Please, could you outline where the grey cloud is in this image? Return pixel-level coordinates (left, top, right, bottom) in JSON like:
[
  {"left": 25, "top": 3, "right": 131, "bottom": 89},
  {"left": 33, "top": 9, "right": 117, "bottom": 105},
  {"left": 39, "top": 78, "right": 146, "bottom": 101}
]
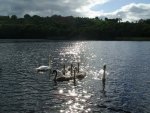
[
  {"left": 0, "top": 0, "right": 149, "bottom": 22},
  {"left": 0, "top": 0, "right": 87, "bottom": 17},
  {"left": 100, "top": 3, "right": 150, "bottom": 21},
  {"left": 129, "top": 6, "right": 148, "bottom": 13}
]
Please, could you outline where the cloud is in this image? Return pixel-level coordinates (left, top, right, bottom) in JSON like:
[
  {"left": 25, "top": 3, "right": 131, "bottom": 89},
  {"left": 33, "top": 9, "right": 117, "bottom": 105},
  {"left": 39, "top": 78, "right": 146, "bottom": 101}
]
[
  {"left": 0, "top": 1, "right": 149, "bottom": 21},
  {"left": 0, "top": 0, "right": 109, "bottom": 17},
  {"left": 99, "top": 3, "right": 150, "bottom": 21}
]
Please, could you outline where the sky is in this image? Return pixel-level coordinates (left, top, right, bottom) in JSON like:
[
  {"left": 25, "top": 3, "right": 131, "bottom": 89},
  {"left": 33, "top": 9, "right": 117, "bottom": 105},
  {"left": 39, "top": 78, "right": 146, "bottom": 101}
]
[{"left": 0, "top": 0, "right": 150, "bottom": 21}]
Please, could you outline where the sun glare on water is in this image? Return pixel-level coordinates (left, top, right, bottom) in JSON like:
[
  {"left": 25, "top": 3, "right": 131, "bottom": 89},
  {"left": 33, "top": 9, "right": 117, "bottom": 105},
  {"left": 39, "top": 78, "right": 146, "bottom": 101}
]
[{"left": 58, "top": 87, "right": 92, "bottom": 113}]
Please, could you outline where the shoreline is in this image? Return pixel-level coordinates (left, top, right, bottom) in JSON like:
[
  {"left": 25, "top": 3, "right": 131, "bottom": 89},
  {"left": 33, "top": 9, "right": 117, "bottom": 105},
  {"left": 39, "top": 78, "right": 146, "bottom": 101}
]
[{"left": 0, "top": 37, "right": 150, "bottom": 43}]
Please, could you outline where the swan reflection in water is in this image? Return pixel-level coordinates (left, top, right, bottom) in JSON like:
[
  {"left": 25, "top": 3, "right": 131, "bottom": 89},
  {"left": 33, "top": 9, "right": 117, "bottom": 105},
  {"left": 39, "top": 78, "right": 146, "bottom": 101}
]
[{"left": 101, "top": 79, "right": 106, "bottom": 97}]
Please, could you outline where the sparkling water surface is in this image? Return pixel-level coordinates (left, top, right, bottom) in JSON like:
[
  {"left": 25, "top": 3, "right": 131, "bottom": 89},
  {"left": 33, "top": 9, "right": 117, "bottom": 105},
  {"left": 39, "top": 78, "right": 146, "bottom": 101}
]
[{"left": 0, "top": 41, "right": 150, "bottom": 113}]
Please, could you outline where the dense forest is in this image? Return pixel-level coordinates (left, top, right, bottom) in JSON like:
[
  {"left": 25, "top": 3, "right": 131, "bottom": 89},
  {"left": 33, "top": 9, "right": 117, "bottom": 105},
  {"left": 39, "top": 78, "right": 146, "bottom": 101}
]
[{"left": 0, "top": 14, "right": 150, "bottom": 40}]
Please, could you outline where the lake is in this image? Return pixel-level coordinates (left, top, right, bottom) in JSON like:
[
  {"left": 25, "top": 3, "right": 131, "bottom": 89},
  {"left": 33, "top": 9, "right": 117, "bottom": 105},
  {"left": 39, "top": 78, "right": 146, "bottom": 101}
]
[{"left": 0, "top": 41, "right": 150, "bottom": 113}]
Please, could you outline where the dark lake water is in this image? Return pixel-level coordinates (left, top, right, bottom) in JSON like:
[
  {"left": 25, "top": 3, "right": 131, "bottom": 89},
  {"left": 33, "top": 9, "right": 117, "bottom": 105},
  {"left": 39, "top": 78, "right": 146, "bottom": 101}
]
[{"left": 0, "top": 41, "right": 150, "bottom": 113}]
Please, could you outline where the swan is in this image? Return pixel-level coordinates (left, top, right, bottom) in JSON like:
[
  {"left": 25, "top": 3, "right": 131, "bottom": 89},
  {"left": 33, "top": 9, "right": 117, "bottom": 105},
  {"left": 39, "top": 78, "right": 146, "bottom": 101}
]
[
  {"left": 102, "top": 65, "right": 106, "bottom": 83},
  {"left": 61, "top": 64, "right": 73, "bottom": 76},
  {"left": 74, "top": 63, "right": 86, "bottom": 80},
  {"left": 62, "top": 64, "right": 67, "bottom": 75},
  {"left": 76, "top": 71, "right": 86, "bottom": 80},
  {"left": 36, "top": 55, "right": 51, "bottom": 72},
  {"left": 53, "top": 70, "right": 74, "bottom": 83},
  {"left": 74, "top": 62, "right": 80, "bottom": 73}
]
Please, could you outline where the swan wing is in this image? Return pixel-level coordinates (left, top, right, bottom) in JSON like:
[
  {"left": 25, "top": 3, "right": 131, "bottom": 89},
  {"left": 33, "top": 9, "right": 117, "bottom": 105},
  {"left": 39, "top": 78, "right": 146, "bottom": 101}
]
[{"left": 36, "top": 66, "right": 50, "bottom": 70}]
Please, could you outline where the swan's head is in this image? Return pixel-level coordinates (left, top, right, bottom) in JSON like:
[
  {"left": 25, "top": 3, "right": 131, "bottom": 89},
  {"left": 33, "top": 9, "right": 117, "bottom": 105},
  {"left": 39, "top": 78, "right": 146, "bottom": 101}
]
[
  {"left": 49, "top": 55, "right": 51, "bottom": 59},
  {"left": 52, "top": 70, "right": 57, "bottom": 83},
  {"left": 74, "top": 67, "right": 78, "bottom": 71},
  {"left": 103, "top": 65, "right": 106, "bottom": 70},
  {"left": 52, "top": 70, "right": 57, "bottom": 75}
]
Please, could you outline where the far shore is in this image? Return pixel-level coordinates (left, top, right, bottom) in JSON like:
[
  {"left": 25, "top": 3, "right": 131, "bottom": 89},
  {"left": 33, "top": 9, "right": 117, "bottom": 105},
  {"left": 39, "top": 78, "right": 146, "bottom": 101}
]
[{"left": 0, "top": 37, "right": 150, "bottom": 43}]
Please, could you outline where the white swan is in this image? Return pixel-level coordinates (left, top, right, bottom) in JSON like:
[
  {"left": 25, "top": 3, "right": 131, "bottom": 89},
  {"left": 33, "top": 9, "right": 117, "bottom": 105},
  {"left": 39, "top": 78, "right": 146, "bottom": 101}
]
[
  {"left": 76, "top": 71, "right": 86, "bottom": 80},
  {"left": 36, "top": 55, "right": 51, "bottom": 72},
  {"left": 61, "top": 64, "right": 73, "bottom": 76},
  {"left": 74, "top": 63, "right": 86, "bottom": 80},
  {"left": 53, "top": 70, "right": 74, "bottom": 82},
  {"left": 102, "top": 65, "right": 106, "bottom": 83}
]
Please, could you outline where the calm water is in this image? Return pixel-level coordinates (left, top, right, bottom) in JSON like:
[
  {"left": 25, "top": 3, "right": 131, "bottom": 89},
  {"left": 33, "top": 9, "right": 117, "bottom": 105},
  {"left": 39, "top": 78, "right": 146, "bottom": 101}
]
[{"left": 0, "top": 41, "right": 150, "bottom": 113}]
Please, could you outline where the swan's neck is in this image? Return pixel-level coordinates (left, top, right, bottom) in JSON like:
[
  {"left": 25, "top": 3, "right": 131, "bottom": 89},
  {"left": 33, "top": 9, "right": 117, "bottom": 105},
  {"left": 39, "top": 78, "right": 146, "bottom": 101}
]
[
  {"left": 102, "top": 65, "right": 106, "bottom": 82},
  {"left": 63, "top": 64, "right": 65, "bottom": 75},
  {"left": 53, "top": 70, "right": 57, "bottom": 82},
  {"left": 73, "top": 70, "right": 76, "bottom": 85},
  {"left": 77, "top": 63, "right": 79, "bottom": 73},
  {"left": 71, "top": 64, "right": 73, "bottom": 76},
  {"left": 49, "top": 56, "right": 51, "bottom": 68},
  {"left": 103, "top": 65, "right": 106, "bottom": 77}
]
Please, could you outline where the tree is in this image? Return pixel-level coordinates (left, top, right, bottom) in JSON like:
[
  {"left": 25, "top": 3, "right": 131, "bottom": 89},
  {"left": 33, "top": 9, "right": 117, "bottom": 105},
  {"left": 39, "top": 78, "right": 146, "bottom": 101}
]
[
  {"left": 11, "top": 15, "right": 17, "bottom": 20},
  {"left": 24, "top": 14, "right": 31, "bottom": 19}
]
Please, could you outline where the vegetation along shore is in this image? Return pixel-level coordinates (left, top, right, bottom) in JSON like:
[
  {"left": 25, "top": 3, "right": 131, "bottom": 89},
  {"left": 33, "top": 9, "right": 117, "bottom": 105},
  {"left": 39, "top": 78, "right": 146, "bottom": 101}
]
[{"left": 0, "top": 14, "right": 150, "bottom": 40}]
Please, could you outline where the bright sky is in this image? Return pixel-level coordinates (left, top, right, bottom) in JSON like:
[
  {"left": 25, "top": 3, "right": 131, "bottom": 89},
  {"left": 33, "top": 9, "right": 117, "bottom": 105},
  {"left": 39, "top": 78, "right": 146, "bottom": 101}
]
[
  {"left": 0, "top": 0, "right": 150, "bottom": 21},
  {"left": 92, "top": 0, "right": 150, "bottom": 12}
]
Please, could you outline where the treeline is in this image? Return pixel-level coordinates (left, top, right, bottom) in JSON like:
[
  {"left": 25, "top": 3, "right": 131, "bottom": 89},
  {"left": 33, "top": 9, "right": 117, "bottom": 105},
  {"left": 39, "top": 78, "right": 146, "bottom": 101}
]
[{"left": 0, "top": 14, "right": 150, "bottom": 40}]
